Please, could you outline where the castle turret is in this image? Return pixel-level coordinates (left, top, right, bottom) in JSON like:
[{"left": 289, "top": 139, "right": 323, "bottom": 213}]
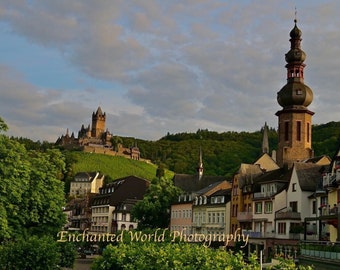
[{"left": 91, "top": 106, "right": 106, "bottom": 138}]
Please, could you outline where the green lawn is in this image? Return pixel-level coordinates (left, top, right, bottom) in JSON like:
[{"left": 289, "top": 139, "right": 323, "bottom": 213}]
[{"left": 71, "top": 151, "right": 174, "bottom": 182}]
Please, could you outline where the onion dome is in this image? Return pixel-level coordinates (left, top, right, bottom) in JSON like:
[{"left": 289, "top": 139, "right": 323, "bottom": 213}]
[
  {"left": 277, "top": 82, "right": 313, "bottom": 107},
  {"left": 277, "top": 20, "right": 313, "bottom": 109}
]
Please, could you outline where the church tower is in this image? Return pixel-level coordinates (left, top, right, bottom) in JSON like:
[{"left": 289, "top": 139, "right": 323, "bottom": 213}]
[
  {"left": 262, "top": 122, "right": 269, "bottom": 154},
  {"left": 276, "top": 19, "right": 314, "bottom": 168},
  {"left": 91, "top": 107, "right": 106, "bottom": 138},
  {"left": 197, "top": 146, "right": 203, "bottom": 181}
]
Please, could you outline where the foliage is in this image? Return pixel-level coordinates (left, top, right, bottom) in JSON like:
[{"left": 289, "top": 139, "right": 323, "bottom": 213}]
[
  {"left": 91, "top": 242, "right": 314, "bottom": 270},
  {"left": 70, "top": 151, "right": 174, "bottom": 183},
  {"left": 11, "top": 136, "right": 53, "bottom": 151},
  {"left": 0, "top": 236, "right": 60, "bottom": 270},
  {"left": 0, "top": 117, "right": 8, "bottom": 132},
  {"left": 132, "top": 177, "right": 181, "bottom": 229},
  {"left": 110, "top": 135, "right": 123, "bottom": 151},
  {"left": 134, "top": 128, "right": 277, "bottom": 178},
  {"left": 156, "top": 163, "right": 165, "bottom": 179},
  {"left": 58, "top": 241, "right": 77, "bottom": 268},
  {"left": 132, "top": 123, "right": 339, "bottom": 178},
  {"left": 268, "top": 256, "right": 314, "bottom": 270},
  {"left": 91, "top": 242, "right": 260, "bottom": 270},
  {"left": 0, "top": 134, "right": 66, "bottom": 241}
]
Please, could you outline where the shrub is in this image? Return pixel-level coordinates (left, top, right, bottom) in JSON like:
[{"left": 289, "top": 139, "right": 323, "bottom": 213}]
[
  {"left": 0, "top": 236, "right": 60, "bottom": 270},
  {"left": 91, "top": 242, "right": 259, "bottom": 270}
]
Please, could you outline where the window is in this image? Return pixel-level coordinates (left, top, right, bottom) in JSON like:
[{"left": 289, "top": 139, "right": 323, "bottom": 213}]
[
  {"left": 255, "top": 202, "right": 262, "bottom": 214},
  {"left": 233, "top": 185, "right": 238, "bottom": 196},
  {"left": 307, "top": 123, "right": 310, "bottom": 143},
  {"left": 265, "top": 201, "right": 272, "bottom": 214},
  {"left": 312, "top": 200, "right": 316, "bottom": 214},
  {"left": 290, "top": 201, "right": 298, "bottom": 212},
  {"left": 278, "top": 222, "right": 286, "bottom": 234},
  {"left": 296, "top": 121, "right": 301, "bottom": 141},
  {"left": 284, "top": 121, "right": 289, "bottom": 141},
  {"left": 292, "top": 183, "right": 296, "bottom": 192}
]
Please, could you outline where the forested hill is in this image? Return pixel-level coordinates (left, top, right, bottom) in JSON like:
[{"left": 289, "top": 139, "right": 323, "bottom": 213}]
[
  {"left": 13, "top": 121, "right": 340, "bottom": 180},
  {"left": 121, "top": 121, "right": 340, "bottom": 179}
]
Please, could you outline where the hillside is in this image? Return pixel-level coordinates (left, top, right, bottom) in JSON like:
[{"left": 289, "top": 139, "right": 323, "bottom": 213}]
[
  {"left": 66, "top": 151, "right": 174, "bottom": 183},
  {"left": 14, "top": 121, "right": 340, "bottom": 181},
  {"left": 120, "top": 122, "right": 340, "bottom": 179}
]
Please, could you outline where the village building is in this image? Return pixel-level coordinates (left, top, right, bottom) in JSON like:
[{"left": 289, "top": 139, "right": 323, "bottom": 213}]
[
  {"left": 69, "top": 171, "right": 105, "bottom": 197},
  {"left": 228, "top": 19, "right": 338, "bottom": 263},
  {"left": 192, "top": 185, "right": 232, "bottom": 239},
  {"left": 170, "top": 148, "right": 231, "bottom": 237},
  {"left": 90, "top": 175, "right": 150, "bottom": 233}
]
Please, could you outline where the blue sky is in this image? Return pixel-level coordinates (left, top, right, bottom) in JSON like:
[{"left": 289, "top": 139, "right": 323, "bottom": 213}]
[{"left": 0, "top": 0, "right": 339, "bottom": 142}]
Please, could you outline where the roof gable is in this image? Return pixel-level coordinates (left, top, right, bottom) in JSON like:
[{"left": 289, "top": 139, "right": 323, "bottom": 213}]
[
  {"left": 294, "top": 162, "right": 324, "bottom": 191},
  {"left": 173, "top": 174, "right": 227, "bottom": 193}
]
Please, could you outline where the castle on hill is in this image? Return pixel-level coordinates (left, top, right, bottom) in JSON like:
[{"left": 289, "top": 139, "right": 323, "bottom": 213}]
[{"left": 56, "top": 107, "right": 140, "bottom": 160}]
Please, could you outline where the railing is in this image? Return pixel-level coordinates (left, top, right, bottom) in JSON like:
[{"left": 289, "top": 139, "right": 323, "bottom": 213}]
[
  {"left": 253, "top": 191, "right": 276, "bottom": 199},
  {"left": 320, "top": 205, "right": 340, "bottom": 216},
  {"left": 300, "top": 241, "right": 340, "bottom": 260},
  {"left": 275, "top": 211, "right": 301, "bottom": 220},
  {"left": 243, "top": 231, "right": 275, "bottom": 238},
  {"left": 237, "top": 212, "right": 253, "bottom": 222}
]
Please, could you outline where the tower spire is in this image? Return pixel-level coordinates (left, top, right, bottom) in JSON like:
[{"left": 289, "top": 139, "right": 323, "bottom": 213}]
[
  {"left": 197, "top": 146, "right": 203, "bottom": 181},
  {"left": 276, "top": 19, "right": 314, "bottom": 168},
  {"left": 262, "top": 122, "right": 269, "bottom": 154}
]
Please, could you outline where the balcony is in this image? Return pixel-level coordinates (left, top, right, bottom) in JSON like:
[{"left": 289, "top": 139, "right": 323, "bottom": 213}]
[
  {"left": 275, "top": 211, "right": 301, "bottom": 220},
  {"left": 323, "top": 173, "right": 337, "bottom": 189},
  {"left": 253, "top": 191, "right": 276, "bottom": 199},
  {"left": 237, "top": 212, "right": 253, "bottom": 222},
  {"left": 243, "top": 231, "right": 275, "bottom": 238}
]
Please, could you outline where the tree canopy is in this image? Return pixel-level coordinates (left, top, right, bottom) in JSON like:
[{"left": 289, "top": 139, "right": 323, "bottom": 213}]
[
  {"left": 132, "top": 177, "right": 181, "bottom": 229},
  {"left": 0, "top": 120, "right": 66, "bottom": 241}
]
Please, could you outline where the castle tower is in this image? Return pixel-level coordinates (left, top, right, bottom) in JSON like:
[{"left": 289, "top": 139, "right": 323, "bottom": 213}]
[
  {"left": 91, "top": 107, "right": 106, "bottom": 138},
  {"left": 276, "top": 19, "right": 314, "bottom": 168}
]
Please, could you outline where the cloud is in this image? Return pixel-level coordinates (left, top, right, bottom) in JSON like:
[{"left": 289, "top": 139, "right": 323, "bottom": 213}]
[{"left": 0, "top": 0, "right": 339, "bottom": 142}]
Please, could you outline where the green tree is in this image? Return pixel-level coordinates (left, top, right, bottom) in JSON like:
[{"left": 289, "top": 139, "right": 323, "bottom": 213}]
[
  {"left": 132, "top": 177, "right": 181, "bottom": 229},
  {"left": 0, "top": 116, "right": 8, "bottom": 132},
  {"left": 0, "top": 236, "right": 60, "bottom": 270},
  {"left": 22, "top": 149, "right": 66, "bottom": 236},
  {"left": 0, "top": 120, "right": 66, "bottom": 241},
  {"left": 111, "top": 135, "right": 123, "bottom": 151},
  {"left": 156, "top": 163, "right": 165, "bottom": 179},
  {"left": 0, "top": 135, "right": 30, "bottom": 240}
]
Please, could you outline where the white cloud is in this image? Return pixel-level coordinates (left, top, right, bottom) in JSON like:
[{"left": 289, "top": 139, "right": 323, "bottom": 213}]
[{"left": 0, "top": 0, "right": 339, "bottom": 142}]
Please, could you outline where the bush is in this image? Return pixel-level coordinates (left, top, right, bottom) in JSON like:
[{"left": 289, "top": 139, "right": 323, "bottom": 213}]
[
  {"left": 0, "top": 236, "right": 60, "bottom": 270},
  {"left": 0, "top": 236, "right": 77, "bottom": 270},
  {"left": 58, "top": 241, "right": 77, "bottom": 268},
  {"left": 91, "top": 242, "right": 259, "bottom": 270}
]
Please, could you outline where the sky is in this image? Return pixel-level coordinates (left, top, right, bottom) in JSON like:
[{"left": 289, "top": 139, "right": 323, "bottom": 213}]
[{"left": 0, "top": 0, "right": 339, "bottom": 142}]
